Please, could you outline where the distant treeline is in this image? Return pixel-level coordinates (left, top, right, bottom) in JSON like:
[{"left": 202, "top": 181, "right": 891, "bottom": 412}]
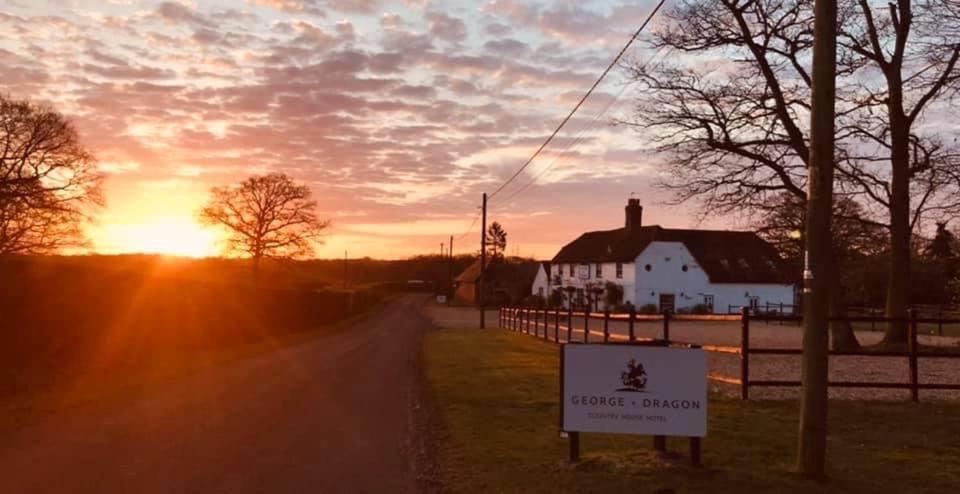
[{"left": 6, "top": 253, "right": 482, "bottom": 290}]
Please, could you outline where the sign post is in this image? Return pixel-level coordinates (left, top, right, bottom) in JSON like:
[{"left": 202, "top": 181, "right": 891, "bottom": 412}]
[{"left": 560, "top": 342, "right": 707, "bottom": 465}]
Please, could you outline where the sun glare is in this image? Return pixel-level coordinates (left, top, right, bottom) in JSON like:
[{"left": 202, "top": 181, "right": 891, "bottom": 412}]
[{"left": 105, "top": 220, "right": 220, "bottom": 258}]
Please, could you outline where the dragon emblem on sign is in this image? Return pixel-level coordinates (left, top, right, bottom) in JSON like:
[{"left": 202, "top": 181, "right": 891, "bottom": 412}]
[{"left": 618, "top": 358, "right": 648, "bottom": 392}]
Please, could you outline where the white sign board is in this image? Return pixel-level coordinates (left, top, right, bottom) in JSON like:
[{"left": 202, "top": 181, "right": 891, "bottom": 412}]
[
  {"left": 577, "top": 264, "right": 590, "bottom": 280},
  {"left": 562, "top": 344, "right": 707, "bottom": 437}
]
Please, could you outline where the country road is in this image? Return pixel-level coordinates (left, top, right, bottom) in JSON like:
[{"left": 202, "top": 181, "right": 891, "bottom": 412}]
[{"left": 0, "top": 296, "right": 434, "bottom": 494}]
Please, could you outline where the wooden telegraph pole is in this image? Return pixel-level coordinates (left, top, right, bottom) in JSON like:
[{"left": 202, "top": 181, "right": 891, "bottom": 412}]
[
  {"left": 448, "top": 235, "right": 454, "bottom": 297},
  {"left": 798, "top": 0, "right": 837, "bottom": 479},
  {"left": 480, "top": 193, "right": 488, "bottom": 329}
]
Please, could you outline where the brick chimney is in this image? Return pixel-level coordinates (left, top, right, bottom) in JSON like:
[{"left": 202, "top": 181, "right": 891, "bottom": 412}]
[{"left": 625, "top": 198, "right": 643, "bottom": 230}]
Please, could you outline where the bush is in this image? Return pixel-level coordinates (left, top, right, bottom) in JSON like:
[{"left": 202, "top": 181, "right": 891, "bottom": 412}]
[
  {"left": 690, "top": 303, "right": 712, "bottom": 314},
  {"left": 548, "top": 289, "right": 565, "bottom": 308},
  {"left": 638, "top": 303, "right": 659, "bottom": 314},
  {"left": 612, "top": 302, "right": 635, "bottom": 313},
  {"left": 603, "top": 282, "right": 624, "bottom": 307}
]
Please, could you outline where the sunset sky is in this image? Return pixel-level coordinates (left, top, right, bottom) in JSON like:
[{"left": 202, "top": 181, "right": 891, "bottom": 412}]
[{"left": 0, "top": 0, "right": 717, "bottom": 259}]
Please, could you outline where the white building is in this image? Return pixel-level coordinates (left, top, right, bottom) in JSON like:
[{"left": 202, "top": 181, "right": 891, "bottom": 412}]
[{"left": 532, "top": 199, "right": 796, "bottom": 314}]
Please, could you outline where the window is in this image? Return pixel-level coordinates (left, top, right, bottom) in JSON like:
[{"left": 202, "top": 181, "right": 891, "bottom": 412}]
[
  {"left": 615, "top": 262, "right": 623, "bottom": 278},
  {"left": 569, "top": 264, "right": 574, "bottom": 276},
  {"left": 703, "top": 295, "right": 714, "bottom": 312},
  {"left": 682, "top": 264, "right": 689, "bottom": 272},
  {"left": 595, "top": 263, "right": 603, "bottom": 278},
  {"left": 538, "top": 287, "right": 544, "bottom": 297},
  {"left": 644, "top": 264, "right": 652, "bottom": 272}
]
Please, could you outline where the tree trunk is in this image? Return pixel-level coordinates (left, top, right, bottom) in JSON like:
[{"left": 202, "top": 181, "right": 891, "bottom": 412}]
[
  {"left": 829, "top": 279, "right": 860, "bottom": 351},
  {"left": 252, "top": 255, "right": 262, "bottom": 285},
  {"left": 883, "top": 114, "right": 912, "bottom": 344}
]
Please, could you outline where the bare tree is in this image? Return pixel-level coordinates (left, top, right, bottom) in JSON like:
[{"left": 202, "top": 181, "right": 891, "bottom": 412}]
[
  {"left": 199, "top": 173, "right": 328, "bottom": 268},
  {"left": 625, "top": 0, "right": 960, "bottom": 344},
  {"left": 836, "top": 0, "right": 960, "bottom": 342},
  {"left": 0, "top": 95, "right": 103, "bottom": 254}
]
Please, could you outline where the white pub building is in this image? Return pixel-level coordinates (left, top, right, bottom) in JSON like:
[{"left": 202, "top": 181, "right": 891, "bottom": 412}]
[{"left": 532, "top": 199, "right": 796, "bottom": 314}]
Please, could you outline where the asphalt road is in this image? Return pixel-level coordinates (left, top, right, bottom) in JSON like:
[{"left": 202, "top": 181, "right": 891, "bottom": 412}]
[{"left": 0, "top": 296, "right": 432, "bottom": 494}]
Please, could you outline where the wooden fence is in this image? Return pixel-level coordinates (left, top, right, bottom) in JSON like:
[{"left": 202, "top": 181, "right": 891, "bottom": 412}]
[{"left": 498, "top": 306, "right": 960, "bottom": 401}]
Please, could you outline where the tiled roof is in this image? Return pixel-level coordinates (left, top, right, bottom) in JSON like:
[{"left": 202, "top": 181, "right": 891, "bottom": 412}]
[
  {"left": 551, "top": 225, "right": 791, "bottom": 284},
  {"left": 455, "top": 259, "right": 541, "bottom": 284}
]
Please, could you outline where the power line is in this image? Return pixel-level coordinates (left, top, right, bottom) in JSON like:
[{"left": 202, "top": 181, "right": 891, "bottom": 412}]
[
  {"left": 493, "top": 46, "right": 675, "bottom": 207},
  {"left": 495, "top": 82, "right": 633, "bottom": 205},
  {"left": 486, "top": 0, "right": 667, "bottom": 201},
  {"left": 455, "top": 210, "right": 481, "bottom": 240}
]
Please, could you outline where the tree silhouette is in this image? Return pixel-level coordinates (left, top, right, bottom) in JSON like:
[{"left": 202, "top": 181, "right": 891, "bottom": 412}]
[
  {"left": 924, "top": 223, "right": 957, "bottom": 261},
  {"left": 486, "top": 221, "right": 507, "bottom": 260},
  {"left": 0, "top": 95, "right": 103, "bottom": 254},
  {"left": 199, "top": 173, "right": 328, "bottom": 269}
]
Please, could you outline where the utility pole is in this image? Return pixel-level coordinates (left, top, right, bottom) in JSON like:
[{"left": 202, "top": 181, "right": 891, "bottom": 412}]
[
  {"left": 441, "top": 242, "right": 444, "bottom": 258},
  {"left": 480, "top": 193, "right": 487, "bottom": 329},
  {"left": 797, "top": 0, "right": 837, "bottom": 479},
  {"left": 448, "top": 235, "right": 454, "bottom": 298},
  {"left": 343, "top": 250, "right": 348, "bottom": 289}
]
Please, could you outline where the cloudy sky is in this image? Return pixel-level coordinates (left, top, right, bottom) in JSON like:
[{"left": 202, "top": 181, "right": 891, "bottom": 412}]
[{"left": 0, "top": 0, "right": 712, "bottom": 259}]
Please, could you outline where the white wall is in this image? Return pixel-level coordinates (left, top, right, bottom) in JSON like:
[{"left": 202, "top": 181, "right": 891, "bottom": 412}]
[
  {"left": 531, "top": 265, "right": 550, "bottom": 300},
  {"left": 631, "top": 241, "right": 795, "bottom": 313}
]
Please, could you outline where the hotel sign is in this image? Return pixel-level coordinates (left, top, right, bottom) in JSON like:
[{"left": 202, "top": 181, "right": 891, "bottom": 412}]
[{"left": 561, "top": 344, "right": 707, "bottom": 437}]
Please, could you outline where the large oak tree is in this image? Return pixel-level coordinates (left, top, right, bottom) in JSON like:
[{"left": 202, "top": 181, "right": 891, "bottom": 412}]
[{"left": 199, "top": 173, "right": 328, "bottom": 268}]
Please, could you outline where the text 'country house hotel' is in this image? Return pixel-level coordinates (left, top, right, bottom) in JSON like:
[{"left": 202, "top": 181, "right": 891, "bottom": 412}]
[{"left": 531, "top": 199, "right": 797, "bottom": 314}]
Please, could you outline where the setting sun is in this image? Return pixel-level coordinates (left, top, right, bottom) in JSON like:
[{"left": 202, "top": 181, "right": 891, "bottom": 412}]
[{"left": 94, "top": 220, "right": 220, "bottom": 258}]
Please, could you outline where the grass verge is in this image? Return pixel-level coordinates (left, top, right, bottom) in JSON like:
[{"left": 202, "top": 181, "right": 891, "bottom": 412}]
[{"left": 423, "top": 329, "right": 960, "bottom": 493}]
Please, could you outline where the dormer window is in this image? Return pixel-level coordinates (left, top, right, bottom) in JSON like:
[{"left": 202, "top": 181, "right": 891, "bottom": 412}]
[
  {"left": 596, "top": 263, "right": 603, "bottom": 278},
  {"left": 615, "top": 262, "right": 623, "bottom": 278}
]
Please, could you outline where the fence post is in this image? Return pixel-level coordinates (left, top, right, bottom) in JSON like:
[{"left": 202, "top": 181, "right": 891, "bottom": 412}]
[
  {"left": 542, "top": 309, "right": 549, "bottom": 341},
  {"left": 629, "top": 306, "right": 636, "bottom": 341},
  {"left": 909, "top": 308, "right": 919, "bottom": 402},
  {"left": 526, "top": 308, "right": 532, "bottom": 334},
  {"left": 779, "top": 302, "right": 784, "bottom": 326},
  {"left": 567, "top": 307, "right": 573, "bottom": 342},
  {"left": 603, "top": 310, "right": 610, "bottom": 343},
  {"left": 555, "top": 308, "right": 561, "bottom": 342},
  {"left": 534, "top": 308, "right": 539, "bottom": 337},
  {"left": 662, "top": 309, "right": 671, "bottom": 341},
  {"left": 938, "top": 306, "right": 944, "bottom": 336},
  {"left": 583, "top": 310, "right": 589, "bottom": 343},
  {"left": 740, "top": 307, "right": 750, "bottom": 400}
]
